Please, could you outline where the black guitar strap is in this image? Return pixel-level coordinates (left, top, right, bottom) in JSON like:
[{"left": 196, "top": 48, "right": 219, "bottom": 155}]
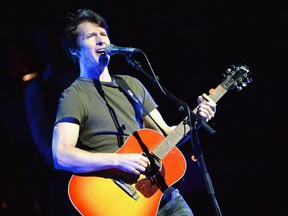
[{"left": 113, "top": 75, "right": 167, "bottom": 137}]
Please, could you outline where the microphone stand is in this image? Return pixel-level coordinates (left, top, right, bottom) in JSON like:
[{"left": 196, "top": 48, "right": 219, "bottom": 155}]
[{"left": 125, "top": 55, "right": 222, "bottom": 216}]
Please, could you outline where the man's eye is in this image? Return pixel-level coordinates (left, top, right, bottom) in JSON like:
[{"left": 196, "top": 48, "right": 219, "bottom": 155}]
[{"left": 87, "top": 33, "right": 97, "bottom": 39}]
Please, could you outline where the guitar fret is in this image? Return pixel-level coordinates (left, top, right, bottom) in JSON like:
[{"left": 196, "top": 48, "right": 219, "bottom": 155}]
[
  {"left": 153, "top": 122, "right": 190, "bottom": 159},
  {"left": 210, "top": 85, "right": 227, "bottom": 102}
]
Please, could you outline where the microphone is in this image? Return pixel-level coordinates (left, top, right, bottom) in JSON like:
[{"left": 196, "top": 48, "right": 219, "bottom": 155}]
[{"left": 105, "top": 44, "right": 141, "bottom": 56}]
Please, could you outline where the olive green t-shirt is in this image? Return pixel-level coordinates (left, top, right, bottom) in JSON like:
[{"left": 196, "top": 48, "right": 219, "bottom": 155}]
[{"left": 55, "top": 74, "right": 157, "bottom": 153}]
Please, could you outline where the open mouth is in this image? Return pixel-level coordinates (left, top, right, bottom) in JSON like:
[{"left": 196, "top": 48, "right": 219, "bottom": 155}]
[{"left": 96, "top": 49, "right": 106, "bottom": 55}]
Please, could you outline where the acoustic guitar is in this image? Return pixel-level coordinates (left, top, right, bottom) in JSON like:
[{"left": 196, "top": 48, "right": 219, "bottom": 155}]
[{"left": 68, "top": 64, "right": 252, "bottom": 216}]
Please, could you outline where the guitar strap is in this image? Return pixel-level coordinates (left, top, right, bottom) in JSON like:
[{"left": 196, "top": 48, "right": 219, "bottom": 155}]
[{"left": 113, "top": 75, "right": 167, "bottom": 137}]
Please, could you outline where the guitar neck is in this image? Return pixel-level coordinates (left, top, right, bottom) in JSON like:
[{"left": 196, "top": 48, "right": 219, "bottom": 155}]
[
  {"left": 153, "top": 84, "right": 228, "bottom": 160},
  {"left": 193, "top": 84, "right": 227, "bottom": 113}
]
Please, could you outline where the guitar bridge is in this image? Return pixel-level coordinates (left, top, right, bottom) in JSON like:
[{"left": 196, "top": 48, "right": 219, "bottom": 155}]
[{"left": 113, "top": 179, "right": 140, "bottom": 201}]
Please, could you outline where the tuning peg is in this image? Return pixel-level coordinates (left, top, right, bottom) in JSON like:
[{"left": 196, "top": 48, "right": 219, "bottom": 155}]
[
  {"left": 225, "top": 68, "right": 231, "bottom": 75},
  {"left": 246, "top": 77, "right": 252, "bottom": 83},
  {"left": 242, "top": 82, "right": 247, "bottom": 87},
  {"left": 236, "top": 86, "right": 243, "bottom": 91}
]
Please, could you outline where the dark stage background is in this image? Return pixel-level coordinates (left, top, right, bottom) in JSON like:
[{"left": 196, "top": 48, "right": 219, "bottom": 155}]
[{"left": 0, "top": 1, "right": 287, "bottom": 216}]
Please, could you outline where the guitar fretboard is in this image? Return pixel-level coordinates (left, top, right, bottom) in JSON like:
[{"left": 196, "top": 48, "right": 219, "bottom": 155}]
[{"left": 153, "top": 84, "right": 228, "bottom": 160}]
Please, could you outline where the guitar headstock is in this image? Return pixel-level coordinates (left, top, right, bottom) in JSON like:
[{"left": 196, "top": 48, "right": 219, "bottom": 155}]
[{"left": 221, "top": 63, "right": 252, "bottom": 91}]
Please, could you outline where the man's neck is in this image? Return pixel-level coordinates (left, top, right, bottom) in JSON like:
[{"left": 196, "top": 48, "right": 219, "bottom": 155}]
[{"left": 79, "top": 66, "right": 111, "bottom": 82}]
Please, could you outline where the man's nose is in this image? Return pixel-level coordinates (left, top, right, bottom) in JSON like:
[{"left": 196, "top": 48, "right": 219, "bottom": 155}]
[{"left": 97, "top": 40, "right": 104, "bottom": 46}]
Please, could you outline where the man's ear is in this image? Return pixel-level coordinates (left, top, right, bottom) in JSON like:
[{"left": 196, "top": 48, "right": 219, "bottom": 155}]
[{"left": 69, "top": 48, "right": 80, "bottom": 57}]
